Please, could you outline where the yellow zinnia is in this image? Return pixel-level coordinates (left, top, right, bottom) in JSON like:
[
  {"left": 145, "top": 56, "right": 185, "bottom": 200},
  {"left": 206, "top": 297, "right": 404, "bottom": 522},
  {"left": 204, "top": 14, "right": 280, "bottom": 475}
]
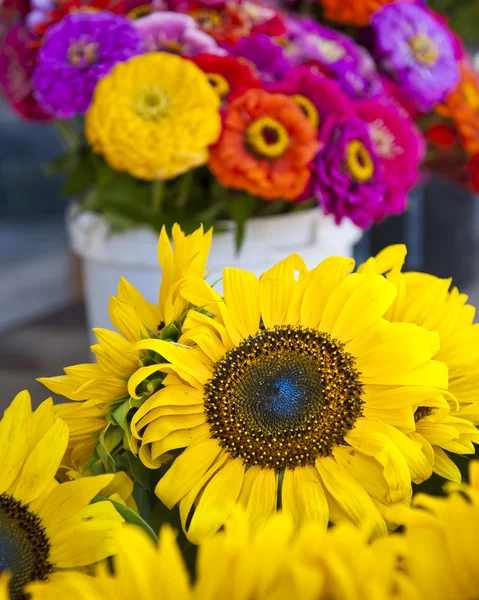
[
  {"left": 0, "top": 391, "right": 123, "bottom": 600},
  {"left": 28, "top": 510, "right": 420, "bottom": 600},
  {"left": 399, "top": 461, "right": 479, "bottom": 600},
  {"left": 39, "top": 224, "right": 212, "bottom": 472},
  {"left": 130, "top": 253, "right": 448, "bottom": 542},
  {"left": 86, "top": 53, "right": 221, "bottom": 181},
  {"left": 359, "top": 245, "right": 479, "bottom": 482}
]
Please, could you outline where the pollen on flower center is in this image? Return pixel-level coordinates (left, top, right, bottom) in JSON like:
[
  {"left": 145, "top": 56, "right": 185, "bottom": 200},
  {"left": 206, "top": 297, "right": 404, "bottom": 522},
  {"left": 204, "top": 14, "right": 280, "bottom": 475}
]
[
  {"left": 369, "top": 119, "right": 403, "bottom": 159},
  {"left": 134, "top": 87, "right": 170, "bottom": 120},
  {"left": 0, "top": 494, "right": 52, "bottom": 600},
  {"left": 409, "top": 34, "right": 438, "bottom": 66},
  {"left": 127, "top": 4, "right": 151, "bottom": 20},
  {"left": 67, "top": 38, "right": 98, "bottom": 67},
  {"left": 306, "top": 34, "right": 346, "bottom": 63},
  {"left": 346, "top": 139, "right": 374, "bottom": 182},
  {"left": 191, "top": 8, "right": 221, "bottom": 30},
  {"left": 203, "top": 325, "right": 364, "bottom": 470},
  {"left": 246, "top": 116, "right": 290, "bottom": 159},
  {"left": 291, "top": 94, "right": 320, "bottom": 128}
]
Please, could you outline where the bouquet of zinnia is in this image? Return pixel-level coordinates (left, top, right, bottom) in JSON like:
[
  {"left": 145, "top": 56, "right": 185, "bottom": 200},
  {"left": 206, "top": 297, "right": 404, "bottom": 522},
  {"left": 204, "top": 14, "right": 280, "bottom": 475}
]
[
  {"left": 3, "top": 0, "right": 467, "bottom": 244},
  {"left": 1, "top": 223, "right": 479, "bottom": 599}
]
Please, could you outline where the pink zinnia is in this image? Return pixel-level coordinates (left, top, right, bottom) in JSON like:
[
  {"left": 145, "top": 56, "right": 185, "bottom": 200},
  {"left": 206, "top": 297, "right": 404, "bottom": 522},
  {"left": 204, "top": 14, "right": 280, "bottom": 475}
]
[
  {"left": 0, "top": 25, "right": 52, "bottom": 121},
  {"left": 357, "top": 97, "right": 426, "bottom": 218}
]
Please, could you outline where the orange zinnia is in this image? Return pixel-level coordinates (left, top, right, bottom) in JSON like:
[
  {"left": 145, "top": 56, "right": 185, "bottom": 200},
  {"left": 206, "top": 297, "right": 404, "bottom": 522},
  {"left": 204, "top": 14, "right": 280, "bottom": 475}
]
[
  {"left": 436, "top": 61, "right": 479, "bottom": 156},
  {"left": 319, "top": 0, "right": 400, "bottom": 26},
  {"left": 208, "top": 89, "right": 319, "bottom": 200}
]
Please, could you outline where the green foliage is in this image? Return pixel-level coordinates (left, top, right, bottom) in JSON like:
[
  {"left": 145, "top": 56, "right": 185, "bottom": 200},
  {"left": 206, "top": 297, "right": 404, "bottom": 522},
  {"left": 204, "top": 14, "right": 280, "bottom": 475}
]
[
  {"left": 428, "top": 0, "right": 479, "bottom": 43},
  {"left": 49, "top": 119, "right": 305, "bottom": 250}
]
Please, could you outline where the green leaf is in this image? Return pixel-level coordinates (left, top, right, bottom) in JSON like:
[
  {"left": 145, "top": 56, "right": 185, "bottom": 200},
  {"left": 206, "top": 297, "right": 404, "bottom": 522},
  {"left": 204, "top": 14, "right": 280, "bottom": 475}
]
[
  {"left": 93, "top": 496, "right": 158, "bottom": 543},
  {"left": 160, "top": 321, "right": 181, "bottom": 341},
  {"left": 226, "top": 193, "right": 257, "bottom": 252},
  {"left": 127, "top": 452, "right": 154, "bottom": 491},
  {"left": 47, "top": 151, "right": 78, "bottom": 176}
]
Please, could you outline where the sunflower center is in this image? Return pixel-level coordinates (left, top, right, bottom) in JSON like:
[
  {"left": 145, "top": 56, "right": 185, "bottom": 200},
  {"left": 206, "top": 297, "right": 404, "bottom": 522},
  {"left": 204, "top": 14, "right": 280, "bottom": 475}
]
[
  {"left": 127, "top": 4, "right": 151, "bottom": 20},
  {"left": 203, "top": 325, "right": 364, "bottom": 470},
  {"left": 409, "top": 34, "right": 438, "bottom": 66},
  {"left": 207, "top": 73, "right": 230, "bottom": 99},
  {"left": 134, "top": 87, "right": 169, "bottom": 121},
  {"left": 291, "top": 94, "right": 319, "bottom": 128},
  {"left": 346, "top": 140, "right": 374, "bottom": 182},
  {"left": 246, "top": 117, "right": 290, "bottom": 159},
  {"left": 0, "top": 494, "right": 52, "bottom": 600},
  {"left": 67, "top": 38, "right": 98, "bottom": 67}
]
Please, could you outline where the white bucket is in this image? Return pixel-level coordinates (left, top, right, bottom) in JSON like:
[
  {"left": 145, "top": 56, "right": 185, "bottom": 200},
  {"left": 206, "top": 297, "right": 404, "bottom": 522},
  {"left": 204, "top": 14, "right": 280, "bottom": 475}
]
[{"left": 67, "top": 205, "right": 362, "bottom": 339}]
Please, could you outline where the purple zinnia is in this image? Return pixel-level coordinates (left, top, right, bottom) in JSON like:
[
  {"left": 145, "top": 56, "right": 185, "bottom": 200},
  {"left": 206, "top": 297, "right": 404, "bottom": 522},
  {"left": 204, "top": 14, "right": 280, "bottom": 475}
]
[
  {"left": 34, "top": 12, "right": 141, "bottom": 118},
  {"left": 222, "top": 33, "right": 290, "bottom": 82},
  {"left": 357, "top": 97, "right": 425, "bottom": 218},
  {"left": 313, "top": 115, "right": 387, "bottom": 228},
  {"left": 135, "top": 12, "right": 224, "bottom": 55},
  {"left": 371, "top": 3, "right": 460, "bottom": 112},
  {"left": 283, "top": 18, "right": 383, "bottom": 99}
]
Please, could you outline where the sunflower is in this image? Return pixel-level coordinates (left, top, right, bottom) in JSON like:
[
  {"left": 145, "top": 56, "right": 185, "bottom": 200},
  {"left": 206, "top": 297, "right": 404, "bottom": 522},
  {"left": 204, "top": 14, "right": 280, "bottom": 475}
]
[
  {"left": 86, "top": 52, "right": 221, "bottom": 180},
  {"left": 27, "top": 525, "right": 191, "bottom": 600},
  {"left": 359, "top": 245, "right": 479, "bottom": 482},
  {"left": 28, "top": 509, "right": 419, "bottom": 600},
  {"left": 129, "top": 253, "right": 448, "bottom": 542},
  {"left": 399, "top": 461, "right": 479, "bottom": 600},
  {"left": 0, "top": 390, "right": 123, "bottom": 600},
  {"left": 39, "top": 224, "right": 212, "bottom": 472}
]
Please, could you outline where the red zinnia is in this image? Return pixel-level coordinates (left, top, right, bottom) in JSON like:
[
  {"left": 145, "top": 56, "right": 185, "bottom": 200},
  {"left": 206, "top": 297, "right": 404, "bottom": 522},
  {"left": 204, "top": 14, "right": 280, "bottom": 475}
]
[
  {"left": 190, "top": 53, "right": 260, "bottom": 103},
  {"left": 31, "top": 0, "right": 126, "bottom": 36},
  {"left": 426, "top": 123, "right": 458, "bottom": 148},
  {"left": 0, "top": 25, "right": 52, "bottom": 121}
]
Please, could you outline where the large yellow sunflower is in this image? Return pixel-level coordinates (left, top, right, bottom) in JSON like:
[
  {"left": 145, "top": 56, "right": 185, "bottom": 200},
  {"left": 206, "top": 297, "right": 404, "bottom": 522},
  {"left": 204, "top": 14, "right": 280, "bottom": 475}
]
[
  {"left": 28, "top": 510, "right": 420, "bottom": 600},
  {"left": 39, "top": 224, "right": 212, "bottom": 471},
  {"left": 129, "top": 253, "right": 448, "bottom": 542},
  {"left": 0, "top": 391, "right": 123, "bottom": 600},
  {"left": 398, "top": 461, "right": 479, "bottom": 600},
  {"left": 359, "top": 245, "right": 479, "bottom": 481}
]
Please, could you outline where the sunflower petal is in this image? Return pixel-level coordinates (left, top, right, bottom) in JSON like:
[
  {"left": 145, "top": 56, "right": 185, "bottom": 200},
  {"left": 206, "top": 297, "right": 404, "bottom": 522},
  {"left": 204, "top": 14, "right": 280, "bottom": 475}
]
[
  {"left": 186, "top": 457, "right": 245, "bottom": 543},
  {"left": 155, "top": 438, "right": 223, "bottom": 508}
]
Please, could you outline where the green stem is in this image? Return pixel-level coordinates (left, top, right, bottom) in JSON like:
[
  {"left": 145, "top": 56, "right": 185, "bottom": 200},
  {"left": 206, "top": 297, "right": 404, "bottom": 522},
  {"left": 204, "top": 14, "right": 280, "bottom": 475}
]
[
  {"left": 177, "top": 170, "right": 194, "bottom": 209},
  {"left": 152, "top": 179, "right": 164, "bottom": 214},
  {"left": 53, "top": 120, "right": 79, "bottom": 151}
]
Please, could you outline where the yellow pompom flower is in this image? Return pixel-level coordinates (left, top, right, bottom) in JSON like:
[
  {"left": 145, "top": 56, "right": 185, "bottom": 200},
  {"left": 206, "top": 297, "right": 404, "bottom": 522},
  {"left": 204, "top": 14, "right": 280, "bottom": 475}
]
[
  {"left": 398, "top": 461, "right": 479, "bottom": 600},
  {"left": 0, "top": 391, "right": 123, "bottom": 600},
  {"left": 28, "top": 510, "right": 421, "bottom": 600},
  {"left": 39, "top": 224, "right": 212, "bottom": 472},
  {"left": 130, "top": 252, "right": 448, "bottom": 543},
  {"left": 86, "top": 53, "right": 221, "bottom": 181},
  {"left": 359, "top": 245, "right": 479, "bottom": 482}
]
